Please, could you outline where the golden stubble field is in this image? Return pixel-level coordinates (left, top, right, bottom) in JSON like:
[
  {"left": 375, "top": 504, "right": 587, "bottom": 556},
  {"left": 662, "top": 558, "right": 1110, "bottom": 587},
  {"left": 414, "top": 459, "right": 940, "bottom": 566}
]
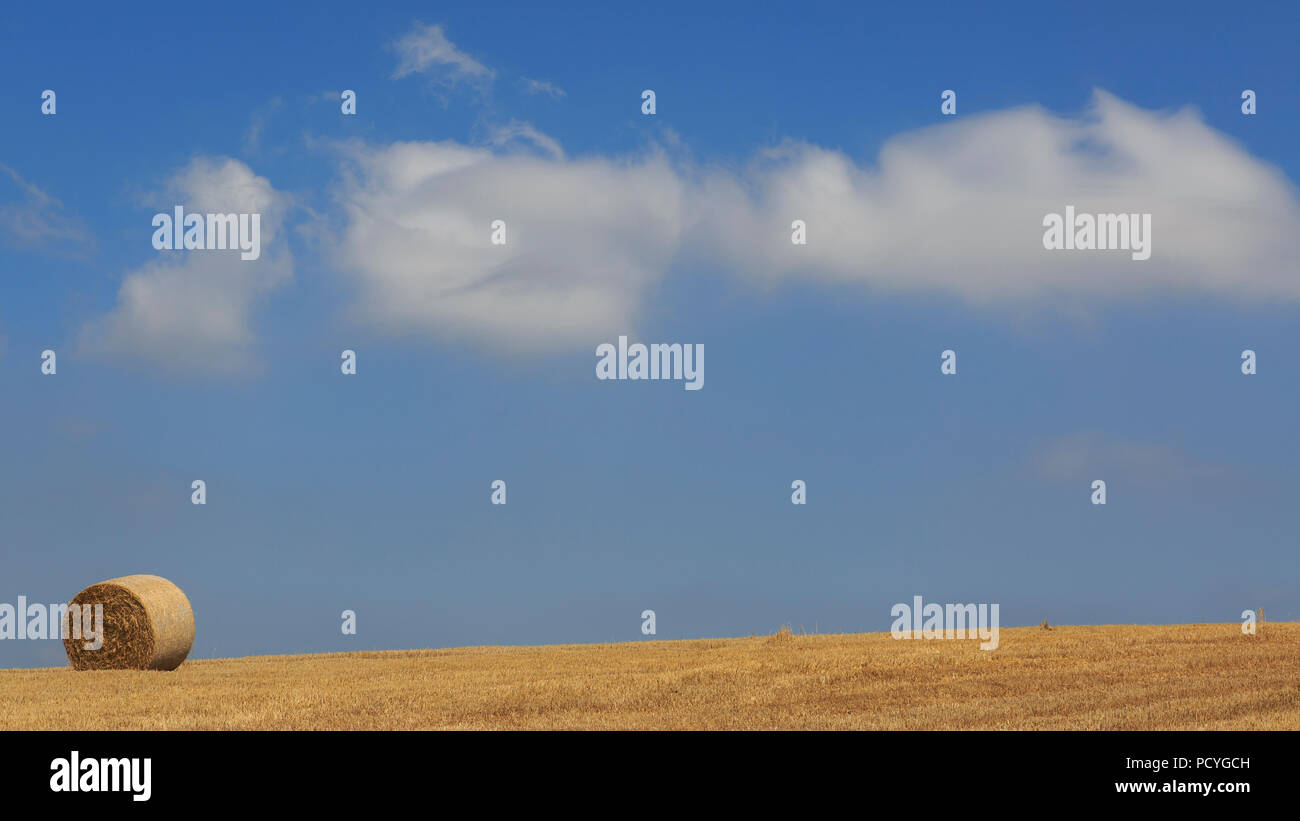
[{"left": 2, "top": 623, "right": 1298, "bottom": 730}]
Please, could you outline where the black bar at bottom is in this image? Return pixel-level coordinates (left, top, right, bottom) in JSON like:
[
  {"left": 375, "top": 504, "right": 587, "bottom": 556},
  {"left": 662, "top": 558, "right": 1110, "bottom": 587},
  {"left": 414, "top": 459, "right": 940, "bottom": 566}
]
[{"left": 2, "top": 730, "right": 1287, "bottom": 807}]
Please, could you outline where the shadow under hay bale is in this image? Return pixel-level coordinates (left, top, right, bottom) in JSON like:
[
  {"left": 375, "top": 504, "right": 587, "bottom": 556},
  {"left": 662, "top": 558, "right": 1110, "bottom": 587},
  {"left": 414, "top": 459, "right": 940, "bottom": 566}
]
[{"left": 63, "top": 575, "right": 194, "bottom": 671}]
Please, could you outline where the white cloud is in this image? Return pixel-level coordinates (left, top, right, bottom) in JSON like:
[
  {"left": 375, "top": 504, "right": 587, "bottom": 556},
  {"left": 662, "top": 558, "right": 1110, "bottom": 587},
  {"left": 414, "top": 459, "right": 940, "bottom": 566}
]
[
  {"left": 522, "top": 77, "right": 565, "bottom": 98},
  {"left": 79, "top": 157, "right": 292, "bottom": 374},
  {"left": 697, "top": 90, "right": 1300, "bottom": 302},
  {"left": 330, "top": 139, "right": 685, "bottom": 351},
  {"left": 391, "top": 22, "right": 494, "bottom": 88},
  {"left": 326, "top": 90, "right": 1300, "bottom": 351}
]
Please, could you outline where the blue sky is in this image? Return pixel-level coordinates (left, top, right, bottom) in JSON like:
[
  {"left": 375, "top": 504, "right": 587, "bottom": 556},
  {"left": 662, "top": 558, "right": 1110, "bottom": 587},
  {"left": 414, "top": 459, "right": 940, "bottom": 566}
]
[{"left": 2, "top": 1, "right": 1299, "bottom": 667}]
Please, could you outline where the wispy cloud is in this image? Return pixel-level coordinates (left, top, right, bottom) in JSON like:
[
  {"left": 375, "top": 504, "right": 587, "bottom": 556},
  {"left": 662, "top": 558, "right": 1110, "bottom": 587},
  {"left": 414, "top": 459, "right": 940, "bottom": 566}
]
[
  {"left": 0, "top": 164, "right": 94, "bottom": 256},
  {"left": 243, "top": 97, "right": 284, "bottom": 155},
  {"left": 521, "top": 77, "right": 565, "bottom": 98},
  {"left": 390, "top": 22, "right": 494, "bottom": 90},
  {"left": 486, "top": 120, "right": 564, "bottom": 160},
  {"left": 1030, "top": 431, "right": 1225, "bottom": 485}
]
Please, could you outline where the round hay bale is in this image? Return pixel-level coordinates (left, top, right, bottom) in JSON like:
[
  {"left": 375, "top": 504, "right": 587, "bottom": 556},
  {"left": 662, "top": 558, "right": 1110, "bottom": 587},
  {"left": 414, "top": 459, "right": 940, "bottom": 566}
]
[{"left": 63, "top": 575, "right": 195, "bottom": 671}]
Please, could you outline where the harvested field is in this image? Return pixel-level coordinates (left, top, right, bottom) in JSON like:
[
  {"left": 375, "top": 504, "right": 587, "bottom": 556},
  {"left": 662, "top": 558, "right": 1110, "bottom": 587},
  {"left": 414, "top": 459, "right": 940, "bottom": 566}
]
[{"left": 3, "top": 623, "right": 1298, "bottom": 730}]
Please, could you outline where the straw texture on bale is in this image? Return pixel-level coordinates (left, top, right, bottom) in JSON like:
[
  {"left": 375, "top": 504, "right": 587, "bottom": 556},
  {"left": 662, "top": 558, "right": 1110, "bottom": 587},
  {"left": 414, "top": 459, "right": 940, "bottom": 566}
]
[{"left": 63, "top": 575, "right": 195, "bottom": 671}]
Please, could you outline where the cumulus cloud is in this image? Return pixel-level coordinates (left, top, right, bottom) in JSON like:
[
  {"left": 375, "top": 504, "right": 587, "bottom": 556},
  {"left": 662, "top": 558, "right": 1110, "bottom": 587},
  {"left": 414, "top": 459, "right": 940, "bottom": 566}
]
[
  {"left": 80, "top": 157, "right": 292, "bottom": 374},
  {"left": 330, "top": 139, "right": 685, "bottom": 350},
  {"left": 391, "top": 22, "right": 494, "bottom": 89},
  {"left": 699, "top": 90, "right": 1300, "bottom": 301},
  {"left": 328, "top": 90, "right": 1300, "bottom": 350},
  {"left": 0, "top": 163, "right": 93, "bottom": 255}
]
